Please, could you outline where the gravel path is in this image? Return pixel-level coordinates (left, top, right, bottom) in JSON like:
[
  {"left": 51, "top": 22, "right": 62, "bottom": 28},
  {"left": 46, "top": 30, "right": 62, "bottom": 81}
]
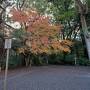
[{"left": 0, "top": 66, "right": 90, "bottom": 90}]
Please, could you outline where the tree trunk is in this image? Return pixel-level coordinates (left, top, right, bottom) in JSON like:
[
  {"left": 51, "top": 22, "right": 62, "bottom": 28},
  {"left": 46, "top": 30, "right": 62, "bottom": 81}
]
[
  {"left": 75, "top": 0, "right": 90, "bottom": 60},
  {"left": 80, "top": 33, "right": 88, "bottom": 57},
  {"left": 80, "top": 14, "right": 90, "bottom": 60}
]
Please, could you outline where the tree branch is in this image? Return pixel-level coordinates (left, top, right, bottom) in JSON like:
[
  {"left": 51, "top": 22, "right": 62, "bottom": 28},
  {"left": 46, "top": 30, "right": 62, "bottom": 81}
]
[
  {"left": 75, "top": 0, "right": 87, "bottom": 14},
  {"left": 3, "top": 21, "right": 18, "bottom": 30}
]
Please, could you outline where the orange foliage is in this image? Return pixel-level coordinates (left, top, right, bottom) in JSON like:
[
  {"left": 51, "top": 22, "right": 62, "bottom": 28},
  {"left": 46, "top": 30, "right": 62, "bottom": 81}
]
[
  {"left": 11, "top": 8, "right": 29, "bottom": 23},
  {"left": 11, "top": 8, "right": 72, "bottom": 54}
]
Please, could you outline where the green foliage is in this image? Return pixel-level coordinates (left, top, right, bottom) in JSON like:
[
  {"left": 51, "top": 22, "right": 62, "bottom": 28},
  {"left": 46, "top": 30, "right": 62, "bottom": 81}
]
[
  {"left": 0, "top": 58, "right": 5, "bottom": 69},
  {"left": 48, "top": 0, "right": 76, "bottom": 21},
  {"left": 48, "top": 53, "right": 64, "bottom": 65},
  {"left": 58, "top": 10, "right": 76, "bottom": 21},
  {"left": 8, "top": 55, "right": 19, "bottom": 68},
  {"left": 87, "top": 0, "right": 90, "bottom": 8},
  {"left": 12, "top": 29, "right": 26, "bottom": 39},
  {"left": 1, "top": 55, "right": 24, "bottom": 69},
  {"left": 8, "top": 55, "right": 24, "bottom": 68},
  {"left": 1, "top": 0, "right": 89, "bottom": 68},
  {"left": 32, "top": 54, "right": 45, "bottom": 66},
  {"left": 12, "top": 29, "right": 26, "bottom": 50},
  {"left": 78, "top": 57, "right": 90, "bottom": 66},
  {"left": 64, "top": 54, "right": 75, "bottom": 65},
  {"left": 25, "top": 0, "right": 50, "bottom": 14},
  {"left": 47, "top": 0, "right": 80, "bottom": 42}
]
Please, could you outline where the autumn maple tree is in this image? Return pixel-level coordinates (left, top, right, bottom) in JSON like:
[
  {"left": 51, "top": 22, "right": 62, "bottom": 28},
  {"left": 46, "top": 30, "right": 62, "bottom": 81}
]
[{"left": 10, "top": 8, "right": 72, "bottom": 55}]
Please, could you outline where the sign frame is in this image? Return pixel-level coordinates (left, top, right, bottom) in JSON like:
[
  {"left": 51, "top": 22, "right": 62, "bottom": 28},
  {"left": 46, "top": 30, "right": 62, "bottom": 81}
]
[{"left": 4, "top": 38, "right": 12, "bottom": 49}]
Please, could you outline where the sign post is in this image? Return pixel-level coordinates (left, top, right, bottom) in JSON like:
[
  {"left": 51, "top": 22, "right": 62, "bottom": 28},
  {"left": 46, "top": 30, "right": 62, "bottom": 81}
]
[
  {"left": 4, "top": 38, "right": 12, "bottom": 90},
  {"left": 74, "top": 54, "right": 77, "bottom": 65}
]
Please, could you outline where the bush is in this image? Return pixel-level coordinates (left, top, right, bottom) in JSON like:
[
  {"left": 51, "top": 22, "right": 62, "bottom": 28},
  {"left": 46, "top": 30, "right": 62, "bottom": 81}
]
[
  {"left": 32, "top": 55, "right": 44, "bottom": 66},
  {"left": 0, "top": 59, "right": 6, "bottom": 70},
  {"left": 8, "top": 55, "right": 23, "bottom": 68},
  {"left": 48, "top": 53, "right": 64, "bottom": 65},
  {"left": 64, "top": 54, "right": 75, "bottom": 65},
  {"left": 78, "top": 57, "right": 90, "bottom": 66}
]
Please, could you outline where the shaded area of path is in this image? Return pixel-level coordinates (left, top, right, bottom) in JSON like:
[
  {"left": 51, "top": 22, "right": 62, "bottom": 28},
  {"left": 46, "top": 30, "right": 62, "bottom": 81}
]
[{"left": 0, "top": 66, "right": 90, "bottom": 90}]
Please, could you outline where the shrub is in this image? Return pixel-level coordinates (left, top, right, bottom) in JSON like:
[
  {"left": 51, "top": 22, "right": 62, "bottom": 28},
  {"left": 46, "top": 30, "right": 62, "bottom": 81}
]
[
  {"left": 48, "top": 53, "right": 64, "bottom": 65},
  {"left": 32, "top": 55, "right": 44, "bottom": 66},
  {"left": 8, "top": 55, "right": 24, "bottom": 69},
  {"left": 64, "top": 54, "right": 75, "bottom": 65},
  {"left": 78, "top": 57, "right": 90, "bottom": 66}
]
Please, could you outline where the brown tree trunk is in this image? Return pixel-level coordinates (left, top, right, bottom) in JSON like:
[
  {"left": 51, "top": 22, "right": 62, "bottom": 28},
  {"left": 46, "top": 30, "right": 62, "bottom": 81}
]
[{"left": 75, "top": 0, "right": 90, "bottom": 60}]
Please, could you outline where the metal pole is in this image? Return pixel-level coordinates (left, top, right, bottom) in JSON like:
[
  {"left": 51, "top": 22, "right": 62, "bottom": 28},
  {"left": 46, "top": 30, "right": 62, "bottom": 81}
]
[
  {"left": 75, "top": 56, "right": 77, "bottom": 65},
  {"left": 4, "top": 49, "right": 9, "bottom": 90},
  {"left": 74, "top": 53, "right": 77, "bottom": 65}
]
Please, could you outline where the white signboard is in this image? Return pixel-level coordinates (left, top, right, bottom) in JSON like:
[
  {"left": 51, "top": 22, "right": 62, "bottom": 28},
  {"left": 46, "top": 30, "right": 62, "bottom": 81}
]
[{"left": 4, "top": 39, "right": 12, "bottom": 49}]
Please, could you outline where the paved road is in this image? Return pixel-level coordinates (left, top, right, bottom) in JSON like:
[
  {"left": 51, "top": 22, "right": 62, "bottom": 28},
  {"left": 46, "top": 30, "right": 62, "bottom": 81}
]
[{"left": 0, "top": 66, "right": 90, "bottom": 90}]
